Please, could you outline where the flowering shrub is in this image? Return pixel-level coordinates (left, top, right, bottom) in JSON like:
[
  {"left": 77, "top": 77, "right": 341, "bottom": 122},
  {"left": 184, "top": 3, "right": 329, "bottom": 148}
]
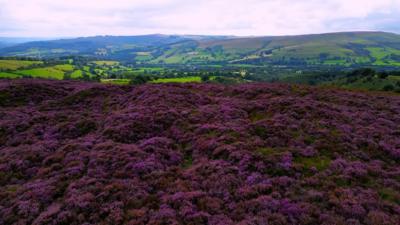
[{"left": 0, "top": 79, "right": 399, "bottom": 224}]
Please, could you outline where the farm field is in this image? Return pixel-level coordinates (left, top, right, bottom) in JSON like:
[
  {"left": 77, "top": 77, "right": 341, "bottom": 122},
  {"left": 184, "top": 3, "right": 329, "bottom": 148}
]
[
  {"left": 1, "top": 58, "right": 400, "bottom": 92},
  {"left": 0, "top": 72, "right": 21, "bottom": 78},
  {"left": 93, "top": 60, "right": 120, "bottom": 66},
  {"left": 0, "top": 59, "right": 42, "bottom": 70},
  {"left": 17, "top": 67, "right": 66, "bottom": 80}
]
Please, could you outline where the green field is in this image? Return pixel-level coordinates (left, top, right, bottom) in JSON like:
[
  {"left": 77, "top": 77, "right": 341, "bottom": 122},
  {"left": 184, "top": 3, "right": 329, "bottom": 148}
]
[
  {"left": 100, "top": 79, "right": 130, "bottom": 85},
  {"left": 366, "top": 47, "right": 400, "bottom": 66},
  {"left": 17, "top": 67, "right": 65, "bottom": 80},
  {"left": 389, "top": 75, "right": 400, "bottom": 81},
  {"left": 0, "top": 72, "right": 21, "bottom": 78},
  {"left": 70, "top": 70, "right": 83, "bottom": 79},
  {"left": 0, "top": 60, "right": 42, "bottom": 70},
  {"left": 53, "top": 64, "right": 75, "bottom": 71},
  {"left": 93, "top": 61, "right": 119, "bottom": 66},
  {"left": 151, "top": 76, "right": 202, "bottom": 83}
]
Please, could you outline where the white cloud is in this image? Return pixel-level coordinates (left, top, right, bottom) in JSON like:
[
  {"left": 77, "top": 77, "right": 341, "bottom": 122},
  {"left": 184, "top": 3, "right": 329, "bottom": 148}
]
[{"left": 0, "top": 0, "right": 399, "bottom": 37}]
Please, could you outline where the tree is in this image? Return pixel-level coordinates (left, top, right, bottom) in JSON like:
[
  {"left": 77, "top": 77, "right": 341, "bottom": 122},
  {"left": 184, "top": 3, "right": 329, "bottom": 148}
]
[
  {"left": 383, "top": 84, "right": 394, "bottom": 91},
  {"left": 81, "top": 72, "right": 91, "bottom": 81},
  {"left": 377, "top": 71, "right": 389, "bottom": 79},
  {"left": 201, "top": 75, "right": 210, "bottom": 82},
  {"left": 129, "top": 75, "right": 150, "bottom": 85},
  {"left": 63, "top": 71, "right": 72, "bottom": 80},
  {"left": 348, "top": 68, "right": 375, "bottom": 78}
]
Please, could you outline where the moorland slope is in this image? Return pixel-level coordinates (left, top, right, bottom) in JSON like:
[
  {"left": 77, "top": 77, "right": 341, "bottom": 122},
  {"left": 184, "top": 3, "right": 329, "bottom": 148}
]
[{"left": 0, "top": 80, "right": 399, "bottom": 224}]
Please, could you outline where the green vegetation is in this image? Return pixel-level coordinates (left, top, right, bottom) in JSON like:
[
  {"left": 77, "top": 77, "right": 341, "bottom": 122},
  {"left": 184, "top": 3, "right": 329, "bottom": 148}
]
[
  {"left": 0, "top": 72, "right": 21, "bottom": 78},
  {"left": 17, "top": 67, "right": 65, "bottom": 80},
  {"left": 379, "top": 187, "right": 400, "bottom": 204},
  {"left": 100, "top": 79, "right": 130, "bottom": 85},
  {"left": 70, "top": 70, "right": 83, "bottom": 79},
  {"left": 366, "top": 47, "right": 400, "bottom": 66},
  {"left": 326, "top": 68, "right": 400, "bottom": 92},
  {"left": 2, "top": 32, "right": 400, "bottom": 67},
  {"left": 0, "top": 60, "right": 42, "bottom": 70},
  {"left": 53, "top": 64, "right": 75, "bottom": 71},
  {"left": 151, "top": 76, "right": 201, "bottom": 83},
  {"left": 257, "top": 147, "right": 281, "bottom": 156},
  {"left": 0, "top": 55, "right": 399, "bottom": 94},
  {"left": 93, "top": 61, "right": 119, "bottom": 66},
  {"left": 295, "top": 156, "right": 331, "bottom": 171},
  {"left": 280, "top": 68, "right": 400, "bottom": 93}
]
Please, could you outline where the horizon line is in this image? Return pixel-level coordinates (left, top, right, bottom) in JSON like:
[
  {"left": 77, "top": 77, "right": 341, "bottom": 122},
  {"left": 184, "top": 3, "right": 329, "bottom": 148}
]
[{"left": 0, "top": 30, "right": 399, "bottom": 40}]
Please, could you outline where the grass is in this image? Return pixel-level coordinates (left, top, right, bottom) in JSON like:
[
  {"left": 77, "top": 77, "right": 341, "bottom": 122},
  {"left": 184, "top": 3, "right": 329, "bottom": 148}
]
[
  {"left": 257, "top": 147, "right": 281, "bottom": 156},
  {"left": 388, "top": 75, "right": 400, "bottom": 81},
  {"left": 181, "top": 156, "right": 193, "bottom": 169},
  {"left": 294, "top": 156, "right": 331, "bottom": 171},
  {"left": 70, "top": 70, "right": 83, "bottom": 79},
  {"left": 0, "top": 60, "right": 42, "bottom": 70},
  {"left": 151, "top": 76, "right": 201, "bottom": 83},
  {"left": 249, "top": 111, "right": 272, "bottom": 122},
  {"left": 93, "top": 61, "right": 119, "bottom": 66},
  {"left": 379, "top": 187, "right": 400, "bottom": 204},
  {"left": 100, "top": 79, "right": 131, "bottom": 85},
  {"left": 339, "top": 77, "right": 396, "bottom": 91},
  {"left": 0, "top": 72, "right": 21, "bottom": 79},
  {"left": 53, "top": 64, "right": 75, "bottom": 72},
  {"left": 135, "top": 55, "right": 153, "bottom": 61},
  {"left": 366, "top": 47, "right": 400, "bottom": 66},
  {"left": 17, "top": 67, "right": 65, "bottom": 80},
  {"left": 323, "top": 59, "right": 348, "bottom": 65}
]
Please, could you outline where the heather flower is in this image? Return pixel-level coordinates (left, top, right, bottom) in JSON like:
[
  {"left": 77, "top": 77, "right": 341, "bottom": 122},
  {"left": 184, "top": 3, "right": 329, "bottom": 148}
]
[{"left": 1, "top": 79, "right": 399, "bottom": 224}]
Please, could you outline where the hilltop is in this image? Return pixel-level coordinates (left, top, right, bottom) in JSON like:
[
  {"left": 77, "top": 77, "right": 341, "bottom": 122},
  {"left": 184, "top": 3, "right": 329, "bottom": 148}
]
[
  {"left": 1, "top": 32, "right": 400, "bottom": 67},
  {"left": 0, "top": 79, "right": 399, "bottom": 224}
]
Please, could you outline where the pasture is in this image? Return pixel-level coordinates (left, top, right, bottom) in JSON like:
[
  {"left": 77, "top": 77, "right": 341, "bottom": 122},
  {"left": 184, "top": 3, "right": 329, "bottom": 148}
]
[
  {"left": 0, "top": 60, "right": 42, "bottom": 70},
  {"left": 17, "top": 67, "right": 66, "bottom": 80}
]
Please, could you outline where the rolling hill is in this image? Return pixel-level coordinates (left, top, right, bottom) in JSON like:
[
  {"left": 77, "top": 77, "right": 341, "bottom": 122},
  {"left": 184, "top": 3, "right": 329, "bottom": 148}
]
[
  {"left": 1, "top": 32, "right": 400, "bottom": 67},
  {"left": 0, "top": 37, "right": 55, "bottom": 49},
  {"left": 0, "top": 35, "right": 228, "bottom": 60}
]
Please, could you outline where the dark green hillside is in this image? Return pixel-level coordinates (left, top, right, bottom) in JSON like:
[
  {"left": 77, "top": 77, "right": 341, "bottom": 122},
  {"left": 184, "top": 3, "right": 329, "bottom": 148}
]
[
  {"left": 1, "top": 32, "right": 400, "bottom": 67},
  {"left": 0, "top": 35, "right": 188, "bottom": 58},
  {"left": 0, "top": 35, "right": 229, "bottom": 60},
  {"left": 182, "top": 32, "right": 400, "bottom": 66}
]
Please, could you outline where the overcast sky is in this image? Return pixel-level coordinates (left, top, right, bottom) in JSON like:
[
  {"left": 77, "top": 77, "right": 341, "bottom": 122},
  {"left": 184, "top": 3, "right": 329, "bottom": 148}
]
[{"left": 0, "top": 0, "right": 400, "bottom": 37}]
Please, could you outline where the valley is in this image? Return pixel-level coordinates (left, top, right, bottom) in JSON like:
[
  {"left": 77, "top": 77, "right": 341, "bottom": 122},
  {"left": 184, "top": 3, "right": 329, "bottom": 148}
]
[{"left": 1, "top": 32, "right": 400, "bottom": 67}]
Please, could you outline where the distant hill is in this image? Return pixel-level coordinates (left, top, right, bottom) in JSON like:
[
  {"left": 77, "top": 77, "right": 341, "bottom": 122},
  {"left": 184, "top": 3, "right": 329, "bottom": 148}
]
[
  {"left": 0, "top": 37, "right": 55, "bottom": 49},
  {"left": 1, "top": 32, "right": 400, "bottom": 67}
]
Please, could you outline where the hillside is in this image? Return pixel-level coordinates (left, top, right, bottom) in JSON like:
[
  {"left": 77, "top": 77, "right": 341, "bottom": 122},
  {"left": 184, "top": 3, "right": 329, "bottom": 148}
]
[
  {"left": 0, "top": 35, "right": 227, "bottom": 60},
  {"left": 0, "top": 79, "right": 399, "bottom": 224},
  {"left": 0, "top": 37, "right": 54, "bottom": 49},
  {"left": 199, "top": 32, "right": 400, "bottom": 66},
  {"left": 1, "top": 32, "right": 400, "bottom": 67},
  {"left": 149, "top": 32, "right": 400, "bottom": 66}
]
